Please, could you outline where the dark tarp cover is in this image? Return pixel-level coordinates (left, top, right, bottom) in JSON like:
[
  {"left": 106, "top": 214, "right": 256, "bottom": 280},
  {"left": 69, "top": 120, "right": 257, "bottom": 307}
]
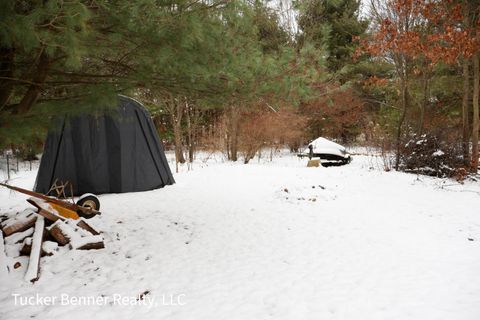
[{"left": 34, "top": 95, "right": 175, "bottom": 195}]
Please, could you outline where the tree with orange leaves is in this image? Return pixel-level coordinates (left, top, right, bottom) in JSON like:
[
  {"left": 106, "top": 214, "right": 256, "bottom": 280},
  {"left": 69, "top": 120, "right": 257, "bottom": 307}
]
[{"left": 359, "top": 0, "right": 480, "bottom": 171}]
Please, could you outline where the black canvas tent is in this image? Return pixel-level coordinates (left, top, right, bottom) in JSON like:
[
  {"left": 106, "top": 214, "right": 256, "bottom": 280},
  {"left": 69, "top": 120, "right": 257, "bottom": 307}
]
[{"left": 34, "top": 95, "right": 175, "bottom": 196}]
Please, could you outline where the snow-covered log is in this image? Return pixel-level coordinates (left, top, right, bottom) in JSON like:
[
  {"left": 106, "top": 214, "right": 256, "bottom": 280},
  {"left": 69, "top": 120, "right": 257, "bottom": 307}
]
[
  {"left": 20, "top": 237, "right": 32, "bottom": 256},
  {"left": 20, "top": 238, "right": 54, "bottom": 257},
  {"left": 76, "top": 220, "right": 100, "bottom": 235},
  {"left": 48, "top": 223, "right": 70, "bottom": 245},
  {"left": 0, "top": 230, "right": 9, "bottom": 280},
  {"left": 48, "top": 220, "right": 104, "bottom": 250},
  {"left": 5, "top": 227, "right": 34, "bottom": 245},
  {"left": 1, "top": 210, "right": 37, "bottom": 236},
  {"left": 24, "top": 216, "right": 45, "bottom": 283},
  {"left": 70, "top": 235, "right": 104, "bottom": 250}
]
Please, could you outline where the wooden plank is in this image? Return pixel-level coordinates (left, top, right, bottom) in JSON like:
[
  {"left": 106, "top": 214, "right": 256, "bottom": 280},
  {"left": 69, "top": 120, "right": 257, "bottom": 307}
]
[
  {"left": 24, "top": 216, "right": 45, "bottom": 283},
  {"left": 27, "top": 199, "right": 65, "bottom": 222},
  {"left": 36, "top": 208, "right": 64, "bottom": 223}
]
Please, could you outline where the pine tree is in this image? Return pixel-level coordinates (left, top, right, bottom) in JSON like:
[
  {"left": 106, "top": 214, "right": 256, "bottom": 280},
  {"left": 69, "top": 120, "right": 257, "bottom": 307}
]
[{"left": 297, "top": 0, "right": 368, "bottom": 72}]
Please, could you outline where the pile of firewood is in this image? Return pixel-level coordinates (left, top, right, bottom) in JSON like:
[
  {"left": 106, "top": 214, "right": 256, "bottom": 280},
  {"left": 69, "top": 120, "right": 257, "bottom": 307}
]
[{"left": 0, "top": 203, "right": 104, "bottom": 283}]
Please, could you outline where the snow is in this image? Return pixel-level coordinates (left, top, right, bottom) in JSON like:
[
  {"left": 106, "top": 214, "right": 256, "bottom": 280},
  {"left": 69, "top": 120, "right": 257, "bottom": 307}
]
[
  {"left": 42, "top": 242, "right": 58, "bottom": 255},
  {"left": 416, "top": 139, "right": 426, "bottom": 145},
  {"left": 432, "top": 149, "right": 445, "bottom": 157},
  {"left": 1, "top": 152, "right": 480, "bottom": 319}
]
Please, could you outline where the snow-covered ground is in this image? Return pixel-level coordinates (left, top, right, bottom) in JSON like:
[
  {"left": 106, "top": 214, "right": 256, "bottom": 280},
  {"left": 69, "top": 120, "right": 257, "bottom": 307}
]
[{"left": 1, "top": 152, "right": 480, "bottom": 320}]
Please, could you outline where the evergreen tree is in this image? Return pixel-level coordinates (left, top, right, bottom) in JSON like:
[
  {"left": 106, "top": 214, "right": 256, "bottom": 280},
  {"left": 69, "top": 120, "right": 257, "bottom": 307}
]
[{"left": 297, "top": 0, "right": 368, "bottom": 72}]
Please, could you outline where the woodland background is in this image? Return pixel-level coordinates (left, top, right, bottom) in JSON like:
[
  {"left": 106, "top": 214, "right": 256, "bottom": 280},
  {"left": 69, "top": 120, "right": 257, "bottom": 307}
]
[{"left": 1, "top": 0, "right": 479, "bottom": 177}]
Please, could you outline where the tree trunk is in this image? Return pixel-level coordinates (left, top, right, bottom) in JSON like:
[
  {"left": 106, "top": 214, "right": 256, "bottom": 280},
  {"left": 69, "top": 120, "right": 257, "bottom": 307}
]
[
  {"left": 16, "top": 51, "right": 50, "bottom": 114},
  {"left": 186, "top": 107, "right": 194, "bottom": 163},
  {"left": 395, "top": 74, "right": 408, "bottom": 171},
  {"left": 471, "top": 50, "right": 479, "bottom": 173},
  {"left": 227, "top": 106, "right": 240, "bottom": 161},
  {"left": 462, "top": 58, "right": 471, "bottom": 167},
  {"left": 173, "top": 121, "right": 185, "bottom": 164},
  {"left": 462, "top": 2, "right": 471, "bottom": 167},
  {"left": 185, "top": 101, "right": 198, "bottom": 163},
  {"left": 0, "top": 47, "right": 15, "bottom": 111},
  {"left": 418, "top": 65, "right": 429, "bottom": 135},
  {"left": 168, "top": 97, "right": 185, "bottom": 165}
]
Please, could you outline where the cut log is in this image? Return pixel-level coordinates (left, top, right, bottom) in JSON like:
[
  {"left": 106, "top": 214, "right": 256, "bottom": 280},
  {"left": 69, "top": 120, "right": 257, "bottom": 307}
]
[
  {"left": 48, "top": 220, "right": 103, "bottom": 250},
  {"left": 24, "top": 216, "right": 45, "bottom": 283},
  {"left": 76, "top": 241, "right": 105, "bottom": 250},
  {"left": 71, "top": 235, "right": 105, "bottom": 250},
  {"left": 20, "top": 238, "right": 51, "bottom": 257},
  {"left": 20, "top": 237, "right": 32, "bottom": 256},
  {"left": 76, "top": 220, "right": 100, "bottom": 235},
  {"left": 0, "top": 230, "right": 9, "bottom": 280},
  {"left": 1, "top": 210, "right": 37, "bottom": 236},
  {"left": 5, "top": 227, "right": 34, "bottom": 245},
  {"left": 65, "top": 220, "right": 91, "bottom": 237},
  {"left": 48, "top": 223, "right": 70, "bottom": 245}
]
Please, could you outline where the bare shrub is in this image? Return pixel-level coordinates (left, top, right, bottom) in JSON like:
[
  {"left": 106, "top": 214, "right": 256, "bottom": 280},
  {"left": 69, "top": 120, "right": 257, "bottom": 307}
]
[
  {"left": 364, "top": 124, "right": 395, "bottom": 171},
  {"left": 400, "top": 133, "right": 464, "bottom": 178},
  {"left": 238, "top": 107, "right": 308, "bottom": 163}
]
